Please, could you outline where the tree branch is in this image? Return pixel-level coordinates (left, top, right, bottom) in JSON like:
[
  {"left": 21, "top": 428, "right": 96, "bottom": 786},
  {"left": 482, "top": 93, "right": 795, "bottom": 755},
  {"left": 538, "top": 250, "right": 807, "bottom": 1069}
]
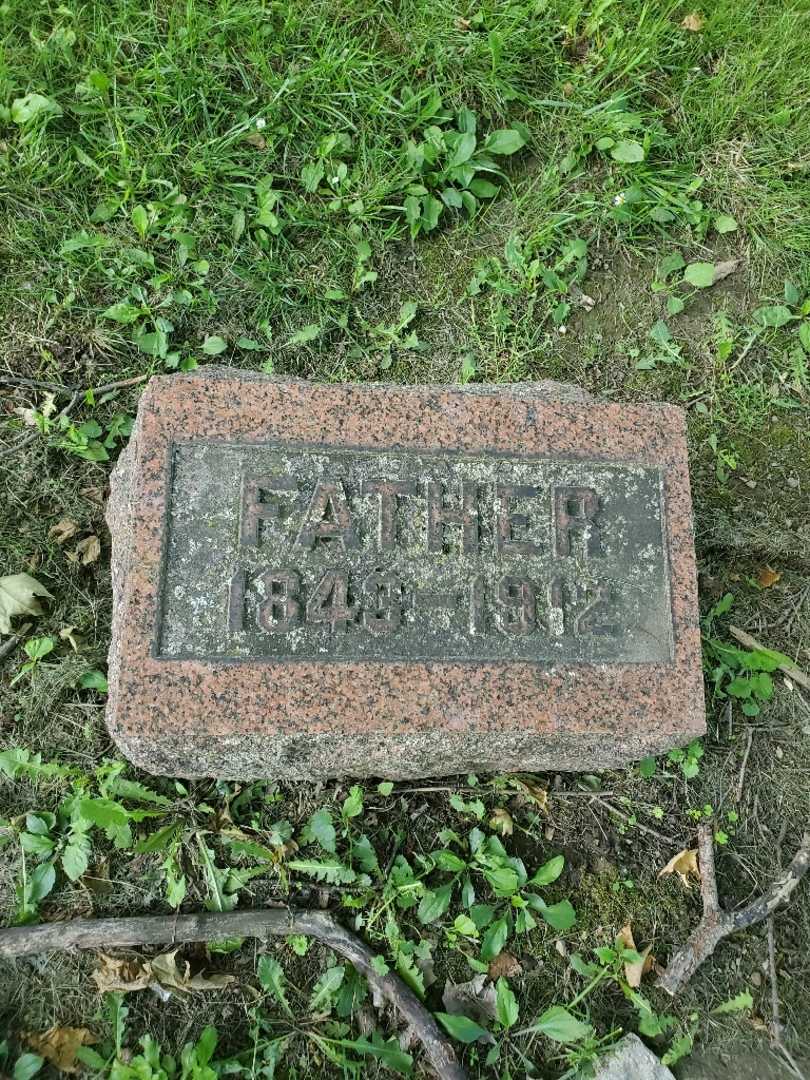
[
  {"left": 657, "top": 823, "right": 810, "bottom": 996},
  {"left": 0, "top": 907, "right": 467, "bottom": 1080}
]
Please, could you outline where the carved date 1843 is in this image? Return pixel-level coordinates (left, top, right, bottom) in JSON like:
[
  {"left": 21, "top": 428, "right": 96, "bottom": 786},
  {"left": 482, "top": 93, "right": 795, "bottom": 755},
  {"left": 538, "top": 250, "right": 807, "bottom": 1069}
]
[{"left": 157, "top": 443, "right": 674, "bottom": 664}]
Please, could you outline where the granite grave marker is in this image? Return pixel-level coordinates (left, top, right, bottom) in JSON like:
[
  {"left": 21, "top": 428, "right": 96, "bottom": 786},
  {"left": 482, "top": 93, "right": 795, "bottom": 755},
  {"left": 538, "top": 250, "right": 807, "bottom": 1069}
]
[{"left": 106, "top": 369, "right": 704, "bottom": 778}]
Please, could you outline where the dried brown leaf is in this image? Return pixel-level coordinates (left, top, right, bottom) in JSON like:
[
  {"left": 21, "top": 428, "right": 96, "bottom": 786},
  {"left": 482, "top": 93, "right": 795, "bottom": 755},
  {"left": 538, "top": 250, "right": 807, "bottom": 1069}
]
[
  {"left": 59, "top": 625, "right": 84, "bottom": 651},
  {"left": 680, "top": 11, "right": 705, "bottom": 30},
  {"left": 48, "top": 518, "right": 79, "bottom": 544},
  {"left": 148, "top": 949, "right": 235, "bottom": 994},
  {"left": 245, "top": 132, "right": 266, "bottom": 149},
  {"left": 23, "top": 1027, "right": 95, "bottom": 1073},
  {"left": 442, "top": 975, "right": 497, "bottom": 1026},
  {"left": 712, "top": 259, "right": 739, "bottom": 283},
  {"left": 512, "top": 777, "right": 549, "bottom": 811},
  {"left": 658, "top": 847, "right": 700, "bottom": 888},
  {"left": 80, "top": 485, "right": 106, "bottom": 506},
  {"left": 92, "top": 953, "right": 152, "bottom": 993},
  {"left": 757, "top": 566, "right": 781, "bottom": 589},
  {"left": 75, "top": 535, "right": 101, "bottom": 565},
  {"left": 489, "top": 807, "right": 513, "bottom": 836},
  {"left": 487, "top": 951, "right": 522, "bottom": 980},
  {"left": 617, "top": 923, "right": 652, "bottom": 988},
  {"left": 92, "top": 950, "right": 234, "bottom": 997}
]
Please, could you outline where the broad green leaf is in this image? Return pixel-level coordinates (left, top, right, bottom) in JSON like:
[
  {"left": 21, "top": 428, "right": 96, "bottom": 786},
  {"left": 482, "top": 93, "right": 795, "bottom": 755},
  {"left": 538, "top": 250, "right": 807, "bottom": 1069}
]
[
  {"left": 436, "top": 1012, "right": 490, "bottom": 1044},
  {"left": 62, "top": 835, "right": 91, "bottom": 881},
  {"left": 659, "top": 252, "right": 685, "bottom": 280},
  {"left": 101, "top": 301, "right": 142, "bottom": 324},
  {"left": 799, "top": 322, "right": 810, "bottom": 353},
  {"left": 683, "top": 262, "right": 716, "bottom": 288},
  {"left": 448, "top": 131, "right": 476, "bottom": 167},
  {"left": 528, "top": 895, "right": 577, "bottom": 930},
  {"left": 78, "top": 798, "right": 132, "bottom": 848},
  {"left": 421, "top": 195, "right": 443, "bottom": 231},
  {"left": 131, "top": 204, "right": 149, "bottom": 239},
  {"left": 353, "top": 833, "right": 380, "bottom": 874},
  {"left": 287, "top": 323, "right": 321, "bottom": 346},
  {"left": 342, "top": 785, "right": 363, "bottom": 819},
  {"left": 377, "top": 781, "right": 394, "bottom": 795},
  {"left": 495, "top": 977, "right": 519, "bottom": 1028},
  {"left": 611, "top": 140, "right": 645, "bottom": 163},
  {"left": 714, "top": 213, "right": 738, "bottom": 234},
  {"left": 711, "top": 990, "right": 753, "bottom": 1015},
  {"left": 530, "top": 854, "right": 564, "bottom": 886},
  {"left": 80, "top": 670, "right": 108, "bottom": 692},
  {"left": 480, "top": 916, "right": 508, "bottom": 960},
  {"left": 202, "top": 335, "right": 227, "bottom": 355},
  {"left": 309, "top": 807, "right": 336, "bottom": 853},
  {"left": 29, "top": 861, "right": 56, "bottom": 904},
  {"left": 287, "top": 857, "right": 356, "bottom": 884},
  {"left": 0, "top": 574, "right": 53, "bottom": 636},
  {"left": 13, "top": 1054, "right": 44, "bottom": 1080},
  {"left": 11, "top": 94, "right": 61, "bottom": 124},
  {"left": 310, "top": 964, "right": 345, "bottom": 1012},
  {"left": 469, "top": 178, "right": 499, "bottom": 198},
  {"left": 20, "top": 833, "right": 55, "bottom": 856},
  {"left": 328, "top": 1034, "right": 412, "bottom": 1076},
  {"left": 484, "top": 129, "right": 526, "bottom": 155},
  {"left": 483, "top": 866, "right": 519, "bottom": 896},
  {"left": 258, "top": 955, "right": 294, "bottom": 1018},
  {"left": 418, "top": 884, "right": 453, "bottom": 924},
  {"left": 753, "top": 305, "right": 794, "bottom": 328},
  {"left": 531, "top": 1005, "right": 591, "bottom": 1043}
]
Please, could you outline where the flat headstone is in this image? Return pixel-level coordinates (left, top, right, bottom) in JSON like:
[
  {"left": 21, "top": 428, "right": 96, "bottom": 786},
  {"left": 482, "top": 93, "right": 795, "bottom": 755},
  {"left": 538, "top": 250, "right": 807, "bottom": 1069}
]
[{"left": 105, "top": 369, "right": 704, "bottom": 778}]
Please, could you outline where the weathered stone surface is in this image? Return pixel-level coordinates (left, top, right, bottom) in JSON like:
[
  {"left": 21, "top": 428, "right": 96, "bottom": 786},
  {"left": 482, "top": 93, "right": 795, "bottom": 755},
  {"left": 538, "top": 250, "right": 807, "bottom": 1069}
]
[
  {"left": 593, "top": 1034, "right": 674, "bottom": 1079},
  {"left": 106, "top": 368, "right": 704, "bottom": 779}
]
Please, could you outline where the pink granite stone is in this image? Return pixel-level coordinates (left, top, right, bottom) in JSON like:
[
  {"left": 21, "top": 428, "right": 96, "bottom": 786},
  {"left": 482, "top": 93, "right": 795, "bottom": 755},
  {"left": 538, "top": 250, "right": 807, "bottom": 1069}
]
[{"left": 105, "top": 369, "right": 705, "bottom": 779}]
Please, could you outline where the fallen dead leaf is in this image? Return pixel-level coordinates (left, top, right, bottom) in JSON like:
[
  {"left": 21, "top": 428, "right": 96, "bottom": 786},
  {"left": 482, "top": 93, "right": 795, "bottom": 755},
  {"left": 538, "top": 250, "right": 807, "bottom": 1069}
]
[
  {"left": 59, "top": 625, "right": 84, "bottom": 651},
  {"left": 442, "top": 975, "right": 497, "bottom": 1027},
  {"left": 511, "top": 777, "right": 549, "bottom": 811},
  {"left": 149, "top": 949, "right": 235, "bottom": 993},
  {"left": 757, "top": 566, "right": 781, "bottom": 589},
  {"left": 0, "top": 572, "right": 53, "bottom": 636},
  {"left": 24, "top": 1027, "right": 96, "bottom": 1073},
  {"left": 245, "top": 132, "right": 266, "bottom": 149},
  {"left": 80, "top": 485, "right": 106, "bottom": 506},
  {"left": 489, "top": 807, "right": 513, "bottom": 836},
  {"left": 488, "top": 951, "right": 522, "bottom": 980},
  {"left": 92, "top": 950, "right": 234, "bottom": 998},
  {"left": 74, "top": 535, "right": 101, "bottom": 565},
  {"left": 48, "top": 518, "right": 79, "bottom": 544},
  {"left": 658, "top": 847, "right": 700, "bottom": 889},
  {"left": 712, "top": 258, "right": 739, "bottom": 284},
  {"left": 92, "top": 953, "right": 152, "bottom": 993},
  {"left": 617, "top": 923, "right": 653, "bottom": 988},
  {"left": 680, "top": 12, "right": 705, "bottom": 31}
]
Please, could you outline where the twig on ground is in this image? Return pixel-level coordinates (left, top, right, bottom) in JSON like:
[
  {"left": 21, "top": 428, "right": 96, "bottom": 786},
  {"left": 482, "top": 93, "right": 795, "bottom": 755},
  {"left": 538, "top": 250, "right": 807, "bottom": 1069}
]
[
  {"left": 0, "top": 907, "right": 467, "bottom": 1080},
  {"left": 0, "top": 622, "right": 32, "bottom": 668},
  {"left": 657, "top": 822, "right": 810, "bottom": 996},
  {"left": 735, "top": 727, "right": 755, "bottom": 803},
  {"left": 589, "top": 795, "right": 673, "bottom": 844},
  {"left": 729, "top": 624, "right": 810, "bottom": 692},
  {"left": 0, "top": 374, "right": 148, "bottom": 459},
  {"left": 767, "top": 915, "right": 782, "bottom": 1043}
]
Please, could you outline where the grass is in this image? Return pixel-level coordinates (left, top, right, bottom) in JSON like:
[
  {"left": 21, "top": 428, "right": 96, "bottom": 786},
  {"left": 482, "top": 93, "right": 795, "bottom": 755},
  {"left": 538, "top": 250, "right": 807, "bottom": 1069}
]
[{"left": 1, "top": 0, "right": 810, "bottom": 1075}]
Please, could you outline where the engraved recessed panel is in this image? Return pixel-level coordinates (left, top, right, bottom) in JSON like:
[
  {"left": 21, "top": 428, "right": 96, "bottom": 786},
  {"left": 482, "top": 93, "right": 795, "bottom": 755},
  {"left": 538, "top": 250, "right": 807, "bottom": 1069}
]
[{"left": 156, "top": 442, "right": 674, "bottom": 664}]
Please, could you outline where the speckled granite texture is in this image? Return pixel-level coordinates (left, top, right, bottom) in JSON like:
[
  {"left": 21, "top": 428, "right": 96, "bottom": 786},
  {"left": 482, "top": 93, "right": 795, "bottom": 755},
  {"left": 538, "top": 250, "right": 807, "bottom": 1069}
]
[{"left": 105, "top": 369, "right": 704, "bottom": 779}]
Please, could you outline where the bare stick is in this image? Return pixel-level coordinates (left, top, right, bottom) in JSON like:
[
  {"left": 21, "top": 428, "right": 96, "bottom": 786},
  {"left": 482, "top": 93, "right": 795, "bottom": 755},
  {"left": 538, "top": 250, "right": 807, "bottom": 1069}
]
[
  {"left": 0, "top": 907, "right": 466, "bottom": 1080},
  {"left": 735, "top": 727, "right": 754, "bottom": 803},
  {"left": 767, "top": 916, "right": 782, "bottom": 1043},
  {"left": 657, "top": 823, "right": 810, "bottom": 996},
  {"left": 0, "top": 623, "right": 32, "bottom": 668},
  {"left": 729, "top": 624, "right": 810, "bottom": 692},
  {"left": 0, "top": 374, "right": 148, "bottom": 459}
]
